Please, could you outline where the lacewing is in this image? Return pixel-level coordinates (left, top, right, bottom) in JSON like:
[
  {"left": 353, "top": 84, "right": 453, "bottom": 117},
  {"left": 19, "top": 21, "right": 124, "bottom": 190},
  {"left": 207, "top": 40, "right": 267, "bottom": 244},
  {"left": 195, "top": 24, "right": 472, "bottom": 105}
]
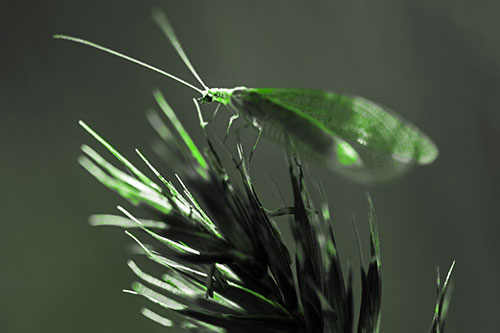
[{"left": 54, "top": 11, "right": 438, "bottom": 184}]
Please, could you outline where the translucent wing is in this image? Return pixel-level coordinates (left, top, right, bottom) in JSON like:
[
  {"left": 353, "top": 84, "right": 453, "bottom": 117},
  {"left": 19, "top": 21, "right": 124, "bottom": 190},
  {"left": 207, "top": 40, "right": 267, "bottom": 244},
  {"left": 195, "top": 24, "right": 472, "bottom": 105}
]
[{"left": 231, "top": 88, "right": 438, "bottom": 184}]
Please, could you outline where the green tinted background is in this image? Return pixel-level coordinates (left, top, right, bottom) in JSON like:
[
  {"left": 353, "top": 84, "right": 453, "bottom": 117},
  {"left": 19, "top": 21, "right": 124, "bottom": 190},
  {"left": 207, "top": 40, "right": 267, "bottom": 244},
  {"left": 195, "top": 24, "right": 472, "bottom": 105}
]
[{"left": 2, "top": 0, "right": 499, "bottom": 332}]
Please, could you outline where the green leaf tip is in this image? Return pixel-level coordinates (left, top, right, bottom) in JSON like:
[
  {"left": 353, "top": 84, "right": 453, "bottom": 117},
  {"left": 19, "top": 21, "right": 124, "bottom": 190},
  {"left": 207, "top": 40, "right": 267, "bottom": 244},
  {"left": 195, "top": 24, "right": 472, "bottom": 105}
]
[
  {"left": 89, "top": 214, "right": 167, "bottom": 229},
  {"left": 140, "top": 308, "right": 173, "bottom": 327},
  {"left": 53, "top": 34, "right": 70, "bottom": 40}
]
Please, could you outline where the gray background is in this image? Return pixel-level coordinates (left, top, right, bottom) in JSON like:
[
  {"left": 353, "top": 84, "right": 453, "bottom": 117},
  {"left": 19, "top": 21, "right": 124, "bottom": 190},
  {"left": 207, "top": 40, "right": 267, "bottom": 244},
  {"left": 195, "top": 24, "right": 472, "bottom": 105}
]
[{"left": 2, "top": 0, "right": 499, "bottom": 332}]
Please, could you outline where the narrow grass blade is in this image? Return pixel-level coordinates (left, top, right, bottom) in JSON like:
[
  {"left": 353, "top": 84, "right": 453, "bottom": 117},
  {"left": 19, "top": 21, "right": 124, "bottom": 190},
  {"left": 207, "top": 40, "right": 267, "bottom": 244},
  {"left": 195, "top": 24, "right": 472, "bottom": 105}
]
[
  {"left": 357, "top": 194, "right": 382, "bottom": 333},
  {"left": 79, "top": 120, "right": 162, "bottom": 192},
  {"left": 89, "top": 214, "right": 167, "bottom": 229},
  {"left": 429, "top": 261, "right": 456, "bottom": 333}
]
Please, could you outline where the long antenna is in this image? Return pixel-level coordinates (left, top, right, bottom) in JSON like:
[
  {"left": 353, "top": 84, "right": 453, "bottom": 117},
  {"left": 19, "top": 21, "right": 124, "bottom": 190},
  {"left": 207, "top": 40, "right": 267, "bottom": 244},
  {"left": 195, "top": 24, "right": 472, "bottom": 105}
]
[
  {"left": 152, "top": 10, "right": 209, "bottom": 91},
  {"left": 53, "top": 34, "right": 203, "bottom": 94}
]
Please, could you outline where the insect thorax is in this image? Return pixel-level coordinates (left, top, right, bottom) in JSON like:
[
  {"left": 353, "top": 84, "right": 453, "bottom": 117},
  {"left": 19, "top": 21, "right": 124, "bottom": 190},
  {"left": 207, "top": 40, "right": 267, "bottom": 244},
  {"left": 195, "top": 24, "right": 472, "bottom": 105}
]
[{"left": 198, "top": 87, "right": 246, "bottom": 105}]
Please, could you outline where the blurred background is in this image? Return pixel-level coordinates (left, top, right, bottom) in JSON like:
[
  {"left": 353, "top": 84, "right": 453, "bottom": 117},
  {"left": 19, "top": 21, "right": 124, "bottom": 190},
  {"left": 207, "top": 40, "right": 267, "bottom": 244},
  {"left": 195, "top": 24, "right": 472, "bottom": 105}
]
[{"left": 2, "top": 0, "right": 499, "bottom": 332}]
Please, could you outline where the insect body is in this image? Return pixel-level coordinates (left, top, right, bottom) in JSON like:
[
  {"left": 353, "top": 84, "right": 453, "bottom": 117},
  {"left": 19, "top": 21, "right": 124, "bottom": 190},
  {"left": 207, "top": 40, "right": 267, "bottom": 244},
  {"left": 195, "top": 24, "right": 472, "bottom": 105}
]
[
  {"left": 54, "top": 11, "right": 438, "bottom": 184},
  {"left": 201, "top": 87, "right": 437, "bottom": 184}
]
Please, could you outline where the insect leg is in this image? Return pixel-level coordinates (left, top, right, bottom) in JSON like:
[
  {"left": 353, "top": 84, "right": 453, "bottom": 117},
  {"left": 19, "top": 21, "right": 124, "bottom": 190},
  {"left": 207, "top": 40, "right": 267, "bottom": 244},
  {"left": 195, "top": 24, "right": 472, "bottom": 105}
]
[
  {"left": 193, "top": 98, "right": 209, "bottom": 130},
  {"left": 224, "top": 113, "right": 240, "bottom": 143},
  {"left": 249, "top": 118, "right": 263, "bottom": 163},
  {"left": 193, "top": 101, "right": 222, "bottom": 134}
]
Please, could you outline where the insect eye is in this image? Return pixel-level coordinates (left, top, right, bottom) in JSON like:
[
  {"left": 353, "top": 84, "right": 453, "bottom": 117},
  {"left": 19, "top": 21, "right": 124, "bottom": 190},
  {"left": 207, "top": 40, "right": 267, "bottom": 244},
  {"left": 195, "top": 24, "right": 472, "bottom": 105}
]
[{"left": 203, "top": 95, "right": 213, "bottom": 103}]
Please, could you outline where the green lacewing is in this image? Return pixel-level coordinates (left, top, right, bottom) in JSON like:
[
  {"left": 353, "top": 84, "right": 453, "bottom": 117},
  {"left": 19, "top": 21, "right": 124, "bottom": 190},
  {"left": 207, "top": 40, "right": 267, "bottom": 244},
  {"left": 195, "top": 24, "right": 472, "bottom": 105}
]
[{"left": 54, "top": 11, "right": 438, "bottom": 184}]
